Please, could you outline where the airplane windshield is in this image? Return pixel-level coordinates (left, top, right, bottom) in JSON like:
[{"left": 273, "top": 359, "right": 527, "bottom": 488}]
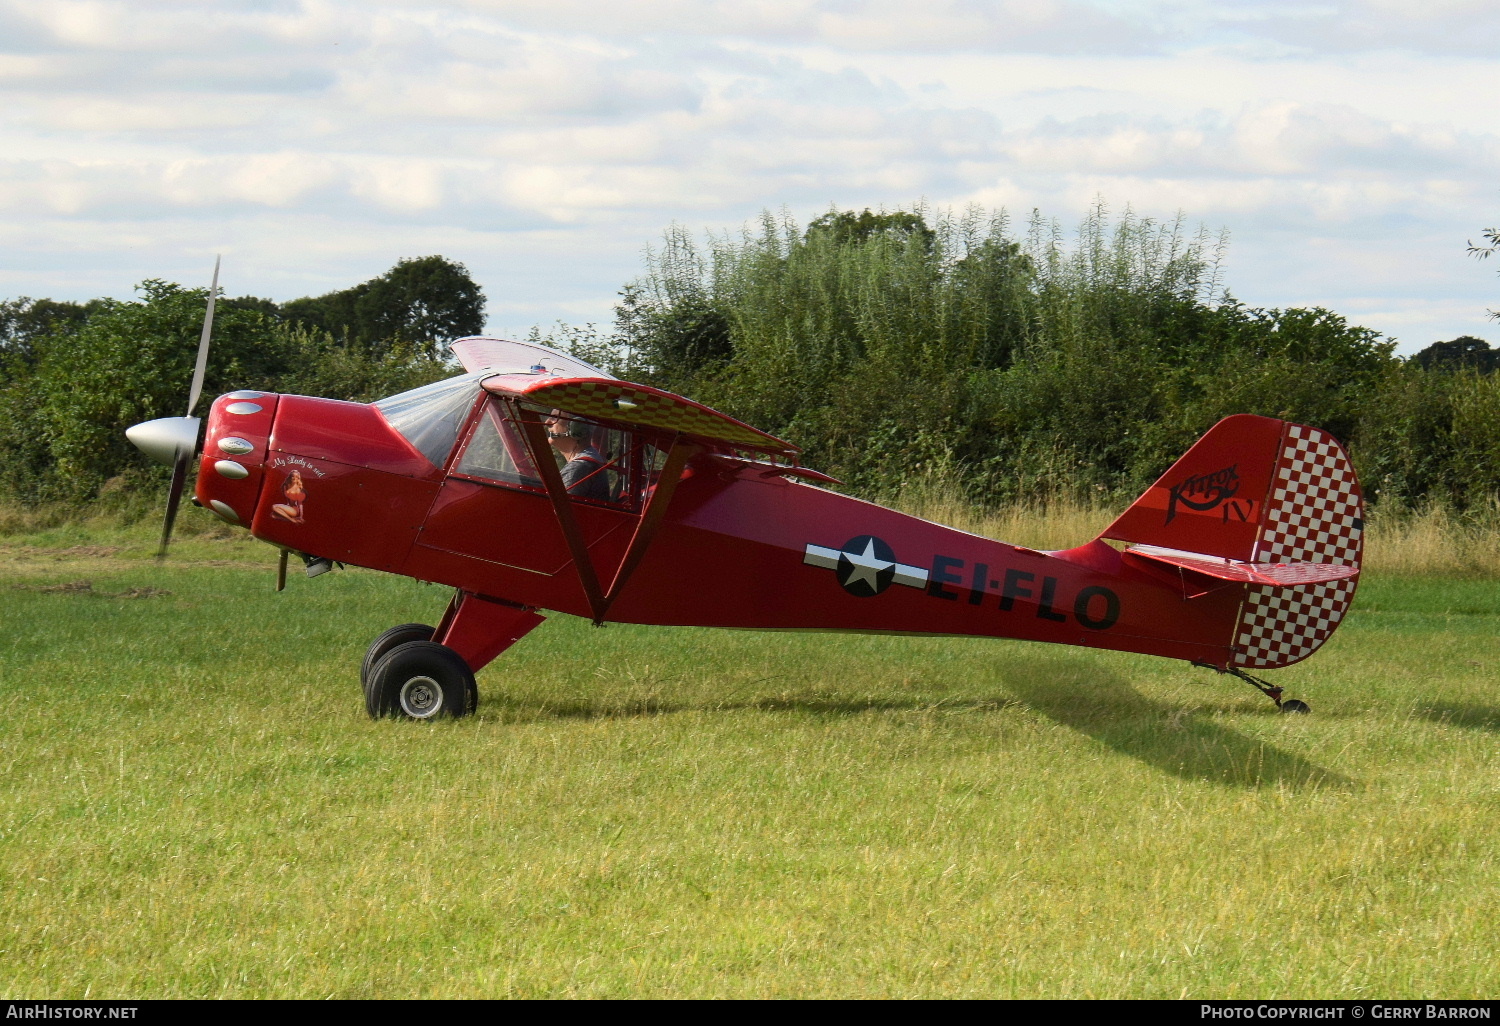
[{"left": 373, "top": 371, "right": 489, "bottom": 468}]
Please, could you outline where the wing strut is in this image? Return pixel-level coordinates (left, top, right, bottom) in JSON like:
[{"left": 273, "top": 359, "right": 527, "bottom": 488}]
[
  {"left": 515, "top": 406, "right": 607, "bottom": 621},
  {"left": 512, "top": 406, "right": 697, "bottom": 626},
  {"left": 596, "top": 436, "right": 699, "bottom": 624}
]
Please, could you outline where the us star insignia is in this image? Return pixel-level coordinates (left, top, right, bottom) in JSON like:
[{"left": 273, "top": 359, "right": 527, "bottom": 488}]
[{"left": 803, "top": 535, "right": 929, "bottom": 598}]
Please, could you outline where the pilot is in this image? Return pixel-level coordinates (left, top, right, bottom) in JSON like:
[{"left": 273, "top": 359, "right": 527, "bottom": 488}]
[{"left": 544, "top": 410, "right": 611, "bottom": 502}]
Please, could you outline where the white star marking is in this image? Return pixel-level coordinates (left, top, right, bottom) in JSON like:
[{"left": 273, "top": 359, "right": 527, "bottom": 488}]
[
  {"left": 803, "top": 542, "right": 929, "bottom": 589},
  {"left": 841, "top": 538, "right": 894, "bottom": 591}
]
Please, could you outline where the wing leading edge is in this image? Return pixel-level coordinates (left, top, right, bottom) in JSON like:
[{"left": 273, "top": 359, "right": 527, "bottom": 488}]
[{"left": 482, "top": 374, "right": 801, "bottom": 458}]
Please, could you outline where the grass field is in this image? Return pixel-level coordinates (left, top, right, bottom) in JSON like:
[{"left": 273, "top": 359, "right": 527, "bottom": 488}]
[{"left": 2, "top": 513, "right": 1498, "bottom": 998}]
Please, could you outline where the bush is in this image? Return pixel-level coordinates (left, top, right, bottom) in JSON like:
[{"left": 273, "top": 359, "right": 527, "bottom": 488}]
[
  {"left": 587, "top": 202, "right": 1416, "bottom": 507},
  {"left": 0, "top": 280, "right": 451, "bottom": 503}
]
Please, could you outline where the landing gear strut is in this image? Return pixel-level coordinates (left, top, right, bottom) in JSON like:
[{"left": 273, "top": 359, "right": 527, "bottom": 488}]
[
  {"left": 359, "top": 590, "right": 547, "bottom": 721},
  {"left": 1192, "top": 661, "right": 1310, "bottom": 713}
]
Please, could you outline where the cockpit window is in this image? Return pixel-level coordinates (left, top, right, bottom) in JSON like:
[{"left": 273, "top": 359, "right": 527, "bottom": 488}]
[
  {"left": 373, "top": 371, "right": 489, "bottom": 468},
  {"left": 455, "top": 401, "right": 543, "bottom": 489},
  {"left": 451, "top": 398, "right": 666, "bottom": 511}
]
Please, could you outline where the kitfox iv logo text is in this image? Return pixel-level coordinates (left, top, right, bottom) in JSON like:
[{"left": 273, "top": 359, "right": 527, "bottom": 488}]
[
  {"left": 803, "top": 535, "right": 1122, "bottom": 630},
  {"left": 1166, "top": 464, "right": 1252, "bottom": 525}
]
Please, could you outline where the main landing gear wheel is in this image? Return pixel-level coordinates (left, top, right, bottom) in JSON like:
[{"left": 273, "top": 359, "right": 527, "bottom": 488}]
[
  {"left": 361, "top": 623, "right": 435, "bottom": 688},
  {"left": 1280, "top": 699, "right": 1311, "bottom": 714},
  {"left": 365, "top": 640, "right": 476, "bottom": 721}
]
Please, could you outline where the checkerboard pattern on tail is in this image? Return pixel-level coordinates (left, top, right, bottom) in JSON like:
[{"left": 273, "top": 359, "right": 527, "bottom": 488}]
[{"left": 1231, "top": 423, "right": 1364, "bottom": 669}]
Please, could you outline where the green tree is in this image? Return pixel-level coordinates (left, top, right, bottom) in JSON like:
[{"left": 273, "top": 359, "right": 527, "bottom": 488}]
[
  {"left": 0, "top": 279, "right": 450, "bottom": 502},
  {"left": 597, "top": 203, "right": 1423, "bottom": 507},
  {"left": 15, "top": 281, "right": 297, "bottom": 498},
  {"left": 608, "top": 203, "right": 1243, "bottom": 502},
  {"left": 613, "top": 285, "right": 732, "bottom": 383},
  {"left": 0, "top": 297, "right": 109, "bottom": 381},
  {"left": 1412, "top": 336, "right": 1499, "bottom": 374},
  {"left": 281, "top": 255, "right": 485, "bottom": 359},
  {"left": 804, "top": 208, "right": 936, "bottom": 250}
]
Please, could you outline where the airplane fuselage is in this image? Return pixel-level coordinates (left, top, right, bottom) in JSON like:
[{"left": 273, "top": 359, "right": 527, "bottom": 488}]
[{"left": 197, "top": 391, "right": 1243, "bottom": 671}]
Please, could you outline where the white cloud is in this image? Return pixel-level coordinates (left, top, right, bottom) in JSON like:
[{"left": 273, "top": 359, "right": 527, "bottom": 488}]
[
  {"left": 0, "top": 0, "right": 1496, "bottom": 352},
  {"left": 1220, "top": 0, "right": 1500, "bottom": 56},
  {"left": 335, "top": 45, "right": 703, "bottom": 124},
  {"left": 446, "top": 0, "right": 1167, "bottom": 54}
]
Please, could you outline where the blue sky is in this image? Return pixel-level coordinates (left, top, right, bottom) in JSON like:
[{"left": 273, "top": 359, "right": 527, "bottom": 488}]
[{"left": 2, "top": 0, "right": 1496, "bottom": 353}]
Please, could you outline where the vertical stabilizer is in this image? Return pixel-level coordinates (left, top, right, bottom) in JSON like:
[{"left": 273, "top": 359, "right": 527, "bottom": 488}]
[
  {"left": 1103, "top": 415, "right": 1364, "bottom": 670},
  {"left": 1101, "top": 414, "right": 1286, "bottom": 560}
]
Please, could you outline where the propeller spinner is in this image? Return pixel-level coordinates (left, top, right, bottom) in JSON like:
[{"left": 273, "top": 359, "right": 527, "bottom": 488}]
[{"left": 125, "top": 256, "right": 220, "bottom": 560}]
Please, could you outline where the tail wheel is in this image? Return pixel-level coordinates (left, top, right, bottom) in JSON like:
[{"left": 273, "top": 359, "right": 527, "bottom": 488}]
[
  {"left": 360, "top": 623, "right": 435, "bottom": 688},
  {"left": 366, "top": 641, "right": 475, "bottom": 721}
]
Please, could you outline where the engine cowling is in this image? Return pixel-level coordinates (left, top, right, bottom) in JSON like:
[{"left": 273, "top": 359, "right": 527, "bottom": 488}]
[{"left": 194, "top": 390, "right": 280, "bottom": 527}]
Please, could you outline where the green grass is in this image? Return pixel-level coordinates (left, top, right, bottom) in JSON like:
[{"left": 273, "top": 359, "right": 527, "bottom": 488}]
[{"left": 1, "top": 526, "right": 1498, "bottom": 998}]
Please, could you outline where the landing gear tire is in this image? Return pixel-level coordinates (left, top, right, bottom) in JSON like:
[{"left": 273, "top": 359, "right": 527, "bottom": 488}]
[
  {"left": 365, "top": 640, "right": 476, "bottom": 721},
  {"left": 1192, "top": 661, "right": 1310, "bottom": 714},
  {"left": 361, "top": 623, "right": 435, "bottom": 688}
]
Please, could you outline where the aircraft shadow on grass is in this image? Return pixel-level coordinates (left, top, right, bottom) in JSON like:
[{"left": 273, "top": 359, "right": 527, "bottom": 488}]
[
  {"left": 476, "top": 655, "right": 1347, "bottom": 790},
  {"left": 999, "top": 657, "right": 1353, "bottom": 790},
  {"left": 1414, "top": 703, "right": 1500, "bottom": 733},
  {"left": 482, "top": 689, "right": 993, "bottom": 724}
]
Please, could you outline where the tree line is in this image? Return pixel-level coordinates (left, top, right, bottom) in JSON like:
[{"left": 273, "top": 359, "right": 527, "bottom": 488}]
[
  {"left": 0, "top": 256, "right": 482, "bottom": 501},
  {"left": 542, "top": 203, "right": 1500, "bottom": 513},
  {"left": 2, "top": 209, "right": 1496, "bottom": 515}
]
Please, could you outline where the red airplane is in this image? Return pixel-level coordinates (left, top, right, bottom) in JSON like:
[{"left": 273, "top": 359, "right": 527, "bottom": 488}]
[{"left": 127, "top": 297, "right": 1363, "bottom": 720}]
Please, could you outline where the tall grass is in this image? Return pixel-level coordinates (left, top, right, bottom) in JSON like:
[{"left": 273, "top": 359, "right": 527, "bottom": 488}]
[
  {"left": 0, "top": 487, "right": 238, "bottom": 542},
  {"left": 882, "top": 469, "right": 1113, "bottom": 550},
  {"left": 884, "top": 472, "right": 1500, "bottom": 576},
  {"left": 7, "top": 482, "right": 1500, "bottom": 576},
  {"left": 1361, "top": 501, "right": 1500, "bottom": 577}
]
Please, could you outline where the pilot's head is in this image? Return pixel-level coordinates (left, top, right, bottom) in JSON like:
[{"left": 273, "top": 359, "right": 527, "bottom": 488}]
[{"left": 544, "top": 410, "right": 592, "bottom": 453}]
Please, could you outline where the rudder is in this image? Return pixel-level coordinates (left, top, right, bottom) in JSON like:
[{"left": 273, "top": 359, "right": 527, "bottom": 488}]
[
  {"left": 1231, "top": 422, "right": 1364, "bottom": 669},
  {"left": 1103, "top": 416, "right": 1365, "bottom": 670}
]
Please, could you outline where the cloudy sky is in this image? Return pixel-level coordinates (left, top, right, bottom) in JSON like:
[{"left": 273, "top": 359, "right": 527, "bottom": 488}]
[{"left": 2, "top": 0, "right": 1496, "bottom": 353}]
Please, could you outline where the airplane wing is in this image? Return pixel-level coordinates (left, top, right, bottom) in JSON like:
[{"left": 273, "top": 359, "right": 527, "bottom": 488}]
[
  {"left": 481, "top": 374, "right": 801, "bottom": 457},
  {"left": 451, "top": 337, "right": 617, "bottom": 380}
]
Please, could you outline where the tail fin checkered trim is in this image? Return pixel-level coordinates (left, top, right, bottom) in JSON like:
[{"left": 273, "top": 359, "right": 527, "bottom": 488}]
[{"left": 1231, "top": 424, "right": 1364, "bottom": 669}]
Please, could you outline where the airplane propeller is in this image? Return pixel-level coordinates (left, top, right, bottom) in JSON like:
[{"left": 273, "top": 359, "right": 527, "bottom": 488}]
[{"left": 124, "top": 256, "right": 220, "bottom": 560}]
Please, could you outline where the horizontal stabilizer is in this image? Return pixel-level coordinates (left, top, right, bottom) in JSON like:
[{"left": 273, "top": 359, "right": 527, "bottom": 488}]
[
  {"left": 1124, "top": 544, "right": 1359, "bottom": 588},
  {"left": 1102, "top": 416, "right": 1364, "bottom": 669}
]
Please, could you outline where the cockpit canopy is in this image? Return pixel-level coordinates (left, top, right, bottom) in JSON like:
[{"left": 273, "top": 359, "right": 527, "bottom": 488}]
[
  {"left": 373, "top": 338, "right": 615, "bottom": 469},
  {"left": 449, "top": 337, "right": 616, "bottom": 380},
  {"left": 374, "top": 375, "right": 663, "bottom": 512}
]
